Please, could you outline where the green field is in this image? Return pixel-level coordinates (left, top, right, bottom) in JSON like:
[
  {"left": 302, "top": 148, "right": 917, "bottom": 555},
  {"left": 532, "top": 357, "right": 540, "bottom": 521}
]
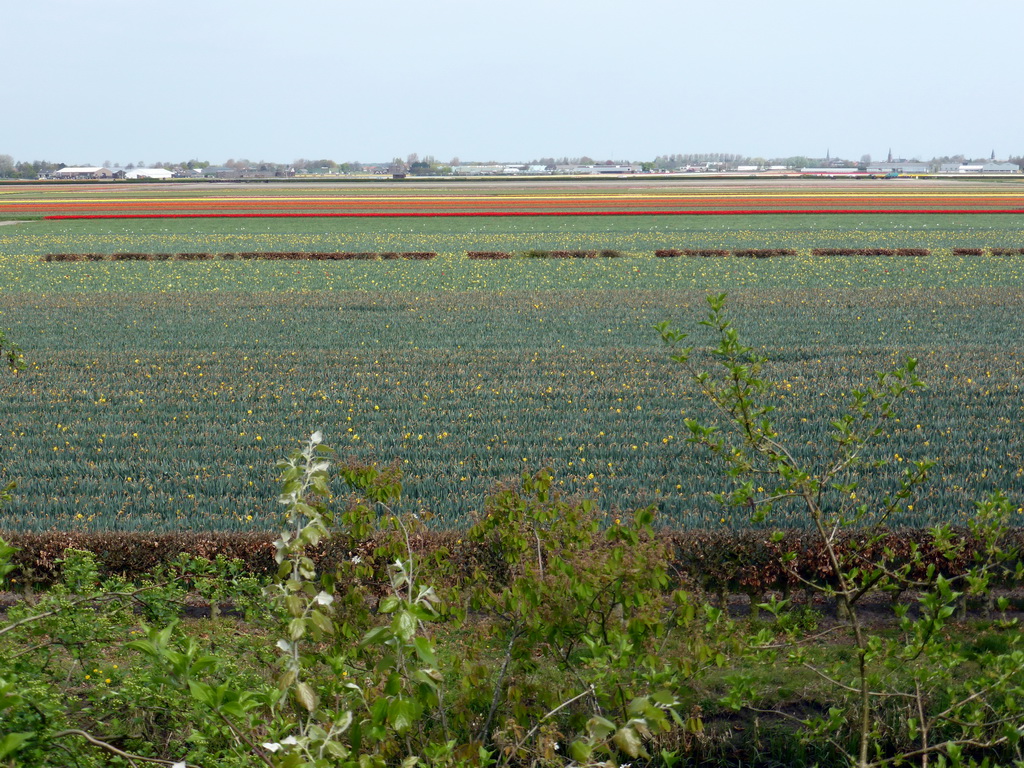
[{"left": 1, "top": 207, "right": 1023, "bottom": 532}]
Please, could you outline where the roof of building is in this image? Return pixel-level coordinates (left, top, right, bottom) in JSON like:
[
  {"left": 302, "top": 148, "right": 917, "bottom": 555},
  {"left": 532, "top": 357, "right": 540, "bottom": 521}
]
[{"left": 125, "top": 168, "right": 174, "bottom": 179}]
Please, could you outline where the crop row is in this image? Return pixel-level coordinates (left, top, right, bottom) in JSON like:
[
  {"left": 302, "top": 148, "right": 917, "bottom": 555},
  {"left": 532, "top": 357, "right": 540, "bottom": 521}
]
[
  {"left": 41, "top": 251, "right": 439, "bottom": 262},
  {"left": 38, "top": 246, "right": 1024, "bottom": 264}
]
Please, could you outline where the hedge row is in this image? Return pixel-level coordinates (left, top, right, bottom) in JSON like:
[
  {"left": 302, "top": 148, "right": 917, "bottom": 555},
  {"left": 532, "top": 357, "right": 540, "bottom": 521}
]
[
  {"left": 5, "top": 529, "right": 1021, "bottom": 600},
  {"left": 40, "top": 248, "right": 1024, "bottom": 263},
  {"left": 811, "top": 248, "right": 932, "bottom": 257},
  {"left": 521, "top": 249, "right": 624, "bottom": 258},
  {"left": 655, "top": 249, "right": 797, "bottom": 258},
  {"left": 41, "top": 252, "right": 438, "bottom": 262},
  {"left": 655, "top": 249, "right": 731, "bottom": 258}
]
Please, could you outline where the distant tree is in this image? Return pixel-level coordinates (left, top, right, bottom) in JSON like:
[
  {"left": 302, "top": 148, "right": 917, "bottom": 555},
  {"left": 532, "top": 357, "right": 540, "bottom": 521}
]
[
  {"left": 860, "top": 154, "right": 871, "bottom": 164},
  {"left": 0, "top": 154, "right": 14, "bottom": 177},
  {"left": 449, "top": 156, "right": 460, "bottom": 166},
  {"left": 406, "top": 152, "right": 419, "bottom": 166}
]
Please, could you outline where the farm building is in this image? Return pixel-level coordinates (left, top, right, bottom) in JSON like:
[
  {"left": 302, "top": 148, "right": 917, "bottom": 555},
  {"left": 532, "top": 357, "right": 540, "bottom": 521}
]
[
  {"left": 576, "top": 165, "right": 639, "bottom": 174},
  {"left": 866, "top": 161, "right": 930, "bottom": 174},
  {"left": 199, "top": 166, "right": 241, "bottom": 179},
  {"left": 52, "top": 166, "right": 115, "bottom": 179},
  {"left": 800, "top": 167, "right": 860, "bottom": 175},
  {"left": 125, "top": 168, "right": 174, "bottom": 180},
  {"left": 451, "top": 165, "right": 507, "bottom": 175},
  {"left": 939, "top": 162, "right": 1020, "bottom": 174}
]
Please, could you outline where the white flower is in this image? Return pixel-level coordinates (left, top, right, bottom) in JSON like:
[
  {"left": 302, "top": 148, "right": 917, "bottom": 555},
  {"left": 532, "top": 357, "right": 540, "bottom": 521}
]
[
  {"left": 314, "top": 591, "right": 334, "bottom": 606},
  {"left": 350, "top": 555, "right": 362, "bottom": 565},
  {"left": 263, "top": 734, "right": 299, "bottom": 752},
  {"left": 172, "top": 762, "right": 187, "bottom": 768}
]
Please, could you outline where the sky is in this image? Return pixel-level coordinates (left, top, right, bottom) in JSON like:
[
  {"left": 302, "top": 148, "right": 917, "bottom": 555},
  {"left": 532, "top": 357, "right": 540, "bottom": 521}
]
[{"left": 5, "top": 0, "right": 1023, "bottom": 166}]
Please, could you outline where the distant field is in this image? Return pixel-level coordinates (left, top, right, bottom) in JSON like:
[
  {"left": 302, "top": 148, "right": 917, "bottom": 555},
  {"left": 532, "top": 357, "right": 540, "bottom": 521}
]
[
  {"left": 1, "top": 179, "right": 1022, "bottom": 532},
  {"left": 5, "top": 176, "right": 1024, "bottom": 217}
]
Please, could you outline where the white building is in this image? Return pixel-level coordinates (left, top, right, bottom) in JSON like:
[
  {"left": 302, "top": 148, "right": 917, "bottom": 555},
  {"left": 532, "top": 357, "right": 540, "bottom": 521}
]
[
  {"left": 800, "top": 167, "right": 860, "bottom": 175},
  {"left": 866, "top": 161, "right": 930, "bottom": 174},
  {"left": 575, "top": 165, "right": 639, "bottom": 174},
  {"left": 125, "top": 168, "right": 175, "bottom": 180},
  {"left": 52, "top": 167, "right": 114, "bottom": 179},
  {"left": 941, "top": 162, "right": 1020, "bottom": 174}
]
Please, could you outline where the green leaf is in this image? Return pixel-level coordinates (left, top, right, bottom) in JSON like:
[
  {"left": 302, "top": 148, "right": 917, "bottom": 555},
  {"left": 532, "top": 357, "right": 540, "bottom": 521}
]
[
  {"left": 413, "top": 636, "right": 436, "bottom": 665},
  {"left": 612, "top": 726, "right": 644, "bottom": 758},
  {"left": 0, "top": 733, "right": 33, "bottom": 760},
  {"left": 587, "top": 715, "right": 616, "bottom": 741},
  {"left": 310, "top": 609, "right": 334, "bottom": 635},
  {"left": 569, "top": 740, "right": 592, "bottom": 763},
  {"left": 361, "top": 626, "right": 391, "bottom": 646},
  {"left": 379, "top": 595, "right": 401, "bottom": 614},
  {"left": 294, "top": 682, "right": 319, "bottom": 712},
  {"left": 388, "top": 697, "right": 418, "bottom": 735},
  {"left": 393, "top": 610, "right": 417, "bottom": 642},
  {"left": 188, "top": 680, "right": 214, "bottom": 706}
]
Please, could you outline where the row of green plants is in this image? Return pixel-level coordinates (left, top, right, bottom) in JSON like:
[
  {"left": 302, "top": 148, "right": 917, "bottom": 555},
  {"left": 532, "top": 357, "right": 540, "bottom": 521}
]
[
  {"left": 2, "top": 304, "right": 1022, "bottom": 767},
  {"left": 36, "top": 247, "right": 1024, "bottom": 263}
]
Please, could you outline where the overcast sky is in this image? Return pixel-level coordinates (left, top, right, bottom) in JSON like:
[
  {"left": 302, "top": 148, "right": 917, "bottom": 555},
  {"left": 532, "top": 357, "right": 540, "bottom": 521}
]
[{"left": 5, "top": 0, "right": 1022, "bottom": 165}]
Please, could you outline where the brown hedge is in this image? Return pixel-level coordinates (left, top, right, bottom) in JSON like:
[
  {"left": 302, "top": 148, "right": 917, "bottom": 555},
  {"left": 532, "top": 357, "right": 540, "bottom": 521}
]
[
  {"left": 812, "top": 248, "right": 932, "bottom": 257},
  {"left": 4, "top": 529, "right": 1020, "bottom": 596},
  {"left": 39, "top": 252, "right": 440, "bottom": 262},
  {"left": 733, "top": 249, "right": 797, "bottom": 258},
  {"left": 550, "top": 250, "right": 599, "bottom": 258}
]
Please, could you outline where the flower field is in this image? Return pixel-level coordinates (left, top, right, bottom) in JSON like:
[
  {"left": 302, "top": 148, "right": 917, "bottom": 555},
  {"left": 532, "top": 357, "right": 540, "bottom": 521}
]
[
  {"left": 1, "top": 179, "right": 1022, "bottom": 532},
  {"left": 4, "top": 178, "right": 1024, "bottom": 217}
]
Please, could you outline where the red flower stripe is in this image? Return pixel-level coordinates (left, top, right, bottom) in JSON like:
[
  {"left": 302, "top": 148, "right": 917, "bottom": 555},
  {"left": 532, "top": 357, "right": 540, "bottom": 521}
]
[{"left": 42, "top": 209, "right": 1024, "bottom": 220}]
